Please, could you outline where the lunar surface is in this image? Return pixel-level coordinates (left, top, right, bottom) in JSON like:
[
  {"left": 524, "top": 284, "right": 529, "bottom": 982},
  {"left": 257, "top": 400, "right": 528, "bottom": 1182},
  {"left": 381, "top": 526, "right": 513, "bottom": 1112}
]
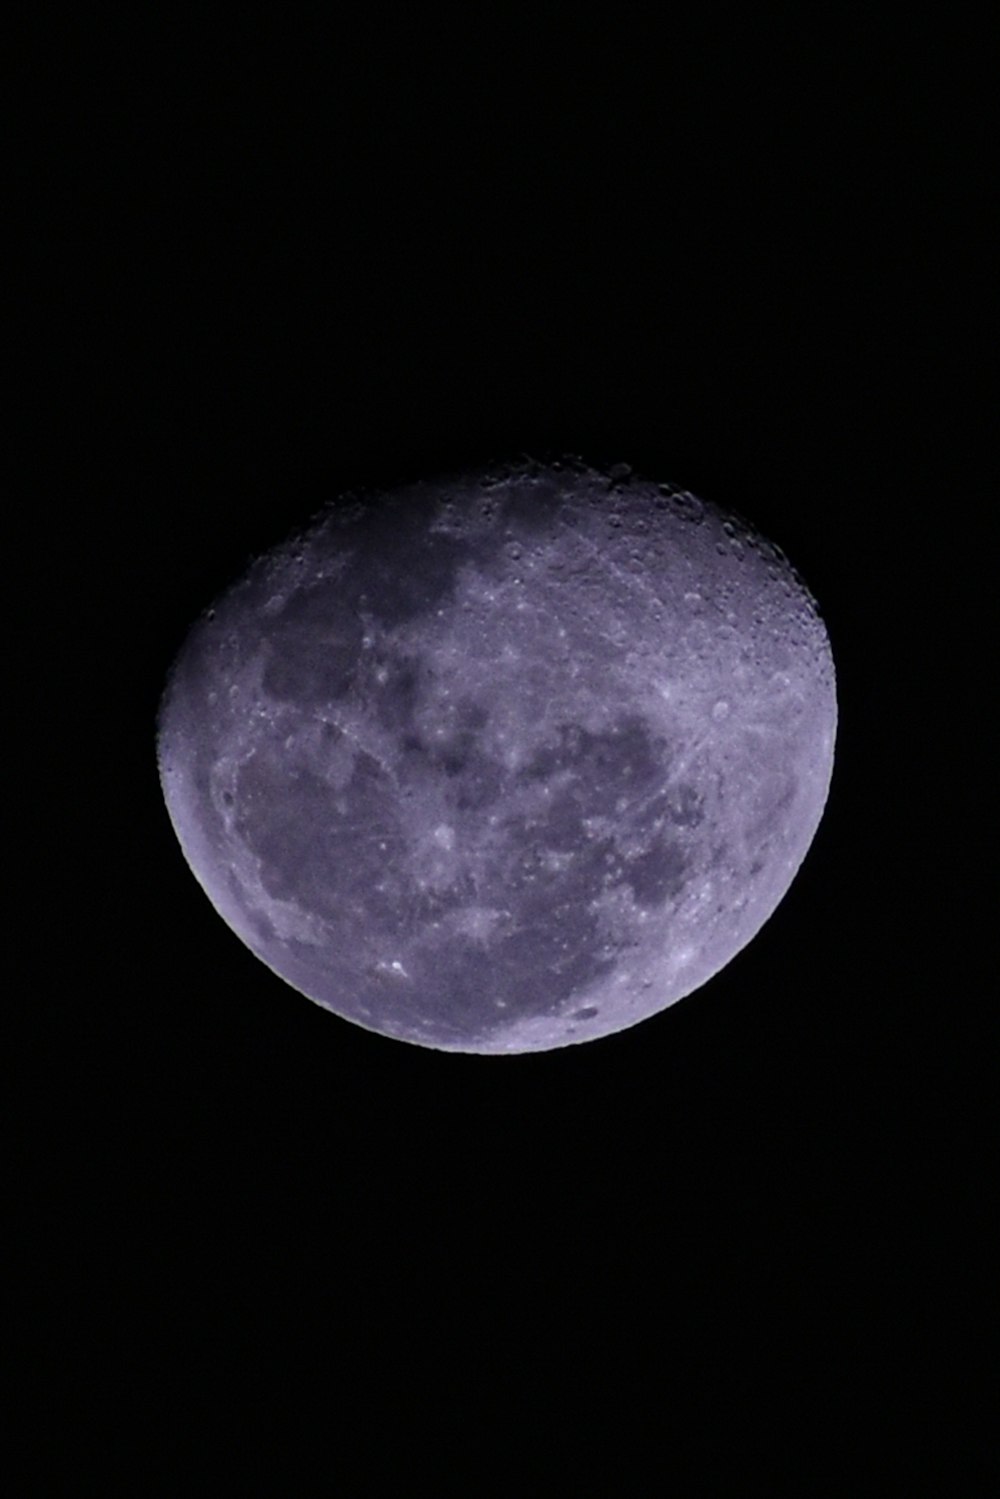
[{"left": 157, "top": 458, "right": 836, "bottom": 1053}]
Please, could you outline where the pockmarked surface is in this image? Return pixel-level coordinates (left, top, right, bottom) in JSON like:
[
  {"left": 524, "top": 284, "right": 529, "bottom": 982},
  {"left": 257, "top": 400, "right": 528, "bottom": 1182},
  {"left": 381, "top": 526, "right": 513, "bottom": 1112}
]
[{"left": 157, "top": 460, "right": 836, "bottom": 1052}]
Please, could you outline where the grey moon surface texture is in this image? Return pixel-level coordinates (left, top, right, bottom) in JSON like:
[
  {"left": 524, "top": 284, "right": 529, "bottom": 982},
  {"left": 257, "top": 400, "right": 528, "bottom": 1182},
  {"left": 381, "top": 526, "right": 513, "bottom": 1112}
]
[{"left": 157, "top": 459, "right": 836, "bottom": 1054}]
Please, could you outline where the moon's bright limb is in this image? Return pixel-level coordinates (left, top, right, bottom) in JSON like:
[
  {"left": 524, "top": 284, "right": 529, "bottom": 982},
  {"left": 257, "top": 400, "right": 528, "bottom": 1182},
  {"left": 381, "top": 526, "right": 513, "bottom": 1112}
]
[{"left": 157, "top": 458, "right": 836, "bottom": 1053}]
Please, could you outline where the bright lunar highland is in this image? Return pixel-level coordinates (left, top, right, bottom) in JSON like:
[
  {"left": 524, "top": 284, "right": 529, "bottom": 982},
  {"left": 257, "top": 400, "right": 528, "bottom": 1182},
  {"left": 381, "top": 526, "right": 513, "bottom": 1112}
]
[{"left": 157, "top": 459, "right": 836, "bottom": 1053}]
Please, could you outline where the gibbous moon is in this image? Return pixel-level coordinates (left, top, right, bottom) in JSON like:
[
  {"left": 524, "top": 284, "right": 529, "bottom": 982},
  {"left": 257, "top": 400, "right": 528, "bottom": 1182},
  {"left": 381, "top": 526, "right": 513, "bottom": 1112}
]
[{"left": 157, "top": 459, "right": 836, "bottom": 1053}]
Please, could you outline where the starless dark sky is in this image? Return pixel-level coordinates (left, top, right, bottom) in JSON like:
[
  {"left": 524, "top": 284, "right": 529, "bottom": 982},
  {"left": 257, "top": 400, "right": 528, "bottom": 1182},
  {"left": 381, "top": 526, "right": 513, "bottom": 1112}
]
[{"left": 14, "top": 8, "right": 992, "bottom": 1486}]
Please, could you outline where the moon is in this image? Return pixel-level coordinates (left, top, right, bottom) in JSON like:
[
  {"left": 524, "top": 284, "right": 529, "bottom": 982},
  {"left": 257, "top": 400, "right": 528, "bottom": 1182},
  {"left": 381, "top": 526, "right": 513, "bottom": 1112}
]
[{"left": 157, "top": 458, "right": 836, "bottom": 1053}]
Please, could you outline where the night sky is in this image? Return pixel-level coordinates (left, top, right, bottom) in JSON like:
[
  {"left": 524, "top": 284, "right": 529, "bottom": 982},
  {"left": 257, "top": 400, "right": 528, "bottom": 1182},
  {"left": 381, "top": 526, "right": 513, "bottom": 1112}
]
[{"left": 14, "top": 10, "right": 990, "bottom": 1488}]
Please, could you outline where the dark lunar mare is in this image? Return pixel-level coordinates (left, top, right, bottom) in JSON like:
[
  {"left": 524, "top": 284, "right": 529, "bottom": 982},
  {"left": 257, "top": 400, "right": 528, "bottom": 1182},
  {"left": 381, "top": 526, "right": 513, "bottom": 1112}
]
[{"left": 340, "top": 496, "right": 477, "bottom": 627}]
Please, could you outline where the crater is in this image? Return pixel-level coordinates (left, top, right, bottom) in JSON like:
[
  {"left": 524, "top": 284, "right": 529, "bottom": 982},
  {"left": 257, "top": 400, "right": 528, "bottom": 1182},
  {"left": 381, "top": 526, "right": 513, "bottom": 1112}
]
[{"left": 667, "top": 784, "right": 704, "bottom": 828}]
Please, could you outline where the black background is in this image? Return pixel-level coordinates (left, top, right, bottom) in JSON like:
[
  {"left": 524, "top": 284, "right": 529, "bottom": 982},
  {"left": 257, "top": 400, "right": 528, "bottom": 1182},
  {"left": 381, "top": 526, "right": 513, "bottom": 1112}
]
[{"left": 14, "top": 9, "right": 992, "bottom": 1489}]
